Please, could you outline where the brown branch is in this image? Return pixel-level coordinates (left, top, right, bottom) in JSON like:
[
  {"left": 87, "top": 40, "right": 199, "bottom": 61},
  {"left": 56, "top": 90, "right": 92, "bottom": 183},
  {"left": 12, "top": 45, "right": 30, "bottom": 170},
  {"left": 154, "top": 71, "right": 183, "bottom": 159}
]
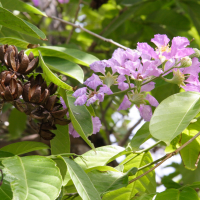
[
  {"left": 47, "top": 15, "right": 127, "bottom": 50},
  {"left": 66, "top": 0, "right": 82, "bottom": 44},
  {"left": 118, "top": 117, "right": 143, "bottom": 146},
  {"left": 128, "top": 131, "right": 200, "bottom": 185}
]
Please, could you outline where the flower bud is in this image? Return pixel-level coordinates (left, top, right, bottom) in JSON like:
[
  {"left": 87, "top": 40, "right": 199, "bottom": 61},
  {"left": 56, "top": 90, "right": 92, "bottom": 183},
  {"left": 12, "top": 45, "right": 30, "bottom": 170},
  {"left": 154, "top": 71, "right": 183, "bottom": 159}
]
[
  {"left": 180, "top": 56, "right": 192, "bottom": 68},
  {"left": 189, "top": 48, "right": 200, "bottom": 58},
  {"left": 130, "top": 93, "right": 146, "bottom": 106},
  {"left": 163, "top": 69, "right": 185, "bottom": 87}
]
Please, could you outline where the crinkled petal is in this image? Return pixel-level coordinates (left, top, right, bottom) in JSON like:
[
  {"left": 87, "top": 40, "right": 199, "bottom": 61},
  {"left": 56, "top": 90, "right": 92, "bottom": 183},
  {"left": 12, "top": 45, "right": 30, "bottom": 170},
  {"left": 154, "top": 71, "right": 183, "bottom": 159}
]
[
  {"left": 86, "top": 94, "right": 98, "bottom": 106},
  {"left": 73, "top": 87, "right": 87, "bottom": 98},
  {"left": 117, "top": 75, "right": 126, "bottom": 82},
  {"left": 32, "top": 0, "right": 39, "bottom": 6},
  {"left": 99, "top": 85, "right": 113, "bottom": 95},
  {"left": 92, "top": 117, "right": 102, "bottom": 134},
  {"left": 60, "top": 97, "right": 67, "bottom": 109},
  {"left": 125, "top": 48, "right": 141, "bottom": 61},
  {"left": 90, "top": 61, "right": 106, "bottom": 75},
  {"left": 118, "top": 95, "right": 131, "bottom": 111},
  {"left": 146, "top": 94, "right": 159, "bottom": 107},
  {"left": 74, "top": 94, "right": 87, "bottom": 106},
  {"left": 138, "top": 104, "right": 152, "bottom": 121},
  {"left": 182, "top": 84, "right": 200, "bottom": 92},
  {"left": 112, "top": 48, "right": 127, "bottom": 66},
  {"left": 137, "top": 42, "right": 158, "bottom": 59},
  {"left": 97, "top": 92, "right": 104, "bottom": 102},
  {"left": 182, "top": 57, "right": 200, "bottom": 76},
  {"left": 151, "top": 34, "right": 170, "bottom": 47},
  {"left": 118, "top": 82, "right": 129, "bottom": 91},
  {"left": 84, "top": 74, "right": 103, "bottom": 90},
  {"left": 141, "top": 82, "right": 155, "bottom": 92},
  {"left": 69, "top": 123, "right": 80, "bottom": 138}
]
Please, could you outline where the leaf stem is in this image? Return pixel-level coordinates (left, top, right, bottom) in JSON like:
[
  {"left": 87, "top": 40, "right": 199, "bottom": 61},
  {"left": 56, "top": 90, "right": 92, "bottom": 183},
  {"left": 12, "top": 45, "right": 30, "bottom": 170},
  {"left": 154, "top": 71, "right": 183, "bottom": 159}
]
[{"left": 128, "top": 131, "right": 200, "bottom": 185}]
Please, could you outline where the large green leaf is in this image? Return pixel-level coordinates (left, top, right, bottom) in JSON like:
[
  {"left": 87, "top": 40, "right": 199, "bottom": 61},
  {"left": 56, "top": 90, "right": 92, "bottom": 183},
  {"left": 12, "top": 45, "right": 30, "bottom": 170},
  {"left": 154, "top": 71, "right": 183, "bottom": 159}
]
[
  {"left": 0, "top": 0, "right": 46, "bottom": 16},
  {"left": 0, "top": 7, "right": 46, "bottom": 39},
  {"left": 61, "top": 157, "right": 101, "bottom": 200},
  {"left": 2, "top": 155, "right": 62, "bottom": 200},
  {"left": 0, "top": 37, "right": 39, "bottom": 49},
  {"left": 51, "top": 124, "right": 70, "bottom": 155},
  {"left": 180, "top": 120, "right": 200, "bottom": 170},
  {"left": 39, "top": 51, "right": 73, "bottom": 91},
  {"left": 0, "top": 141, "right": 49, "bottom": 155},
  {"left": 8, "top": 108, "right": 27, "bottom": 139},
  {"left": 26, "top": 46, "right": 99, "bottom": 67},
  {"left": 103, "top": 152, "right": 156, "bottom": 199},
  {"left": 88, "top": 167, "right": 137, "bottom": 195},
  {"left": 155, "top": 187, "right": 198, "bottom": 200},
  {"left": 150, "top": 92, "right": 200, "bottom": 145},
  {"left": 43, "top": 56, "right": 84, "bottom": 84},
  {"left": 130, "top": 122, "right": 151, "bottom": 151},
  {"left": 0, "top": 180, "right": 12, "bottom": 200},
  {"left": 66, "top": 95, "right": 94, "bottom": 150},
  {"left": 75, "top": 145, "right": 124, "bottom": 170}
]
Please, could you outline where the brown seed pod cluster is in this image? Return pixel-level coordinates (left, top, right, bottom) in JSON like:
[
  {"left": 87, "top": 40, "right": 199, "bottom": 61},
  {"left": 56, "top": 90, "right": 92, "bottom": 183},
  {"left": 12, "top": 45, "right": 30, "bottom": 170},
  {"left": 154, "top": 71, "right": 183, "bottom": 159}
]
[{"left": 0, "top": 45, "right": 70, "bottom": 140}]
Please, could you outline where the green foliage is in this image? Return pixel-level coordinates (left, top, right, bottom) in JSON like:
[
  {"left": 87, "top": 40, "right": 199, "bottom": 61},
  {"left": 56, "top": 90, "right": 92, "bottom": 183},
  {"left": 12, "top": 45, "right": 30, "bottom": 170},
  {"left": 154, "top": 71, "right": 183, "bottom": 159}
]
[{"left": 150, "top": 92, "right": 200, "bottom": 145}]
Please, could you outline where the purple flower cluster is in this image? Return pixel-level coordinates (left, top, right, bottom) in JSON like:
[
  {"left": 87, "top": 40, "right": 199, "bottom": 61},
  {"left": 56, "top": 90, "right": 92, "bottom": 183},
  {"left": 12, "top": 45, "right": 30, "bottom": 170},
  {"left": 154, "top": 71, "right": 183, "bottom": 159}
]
[
  {"left": 60, "top": 97, "right": 102, "bottom": 138},
  {"left": 73, "top": 34, "right": 200, "bottom": 121}
]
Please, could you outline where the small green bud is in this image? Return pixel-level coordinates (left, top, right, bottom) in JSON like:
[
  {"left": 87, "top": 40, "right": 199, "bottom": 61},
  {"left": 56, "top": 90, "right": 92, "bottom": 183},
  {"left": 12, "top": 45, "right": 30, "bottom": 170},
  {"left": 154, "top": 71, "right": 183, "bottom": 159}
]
[
  {"left": 180, "top": 56, "right": 192, "bottom": 68},
  {"left": 189, "top": 48, "right": 200, "bottom": 58}
]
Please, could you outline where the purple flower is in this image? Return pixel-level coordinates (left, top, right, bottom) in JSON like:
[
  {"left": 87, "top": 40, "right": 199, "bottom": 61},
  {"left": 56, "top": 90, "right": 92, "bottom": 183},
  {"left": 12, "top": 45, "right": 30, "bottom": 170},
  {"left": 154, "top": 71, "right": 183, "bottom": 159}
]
[
  {"left": 141, "top": 82, "right": 155, "bottom": 92},
  {"left": 32, "top": 0, "right": 39, "bottom": 6},
  {"left": 99, "top": 85, "right": 113, "bottom": 95},
  {"left": 84, "top": 74, "right": 103, "bottom": 90},
  {"left": 138, "top": 105, "right": 152, "bottom": 121},
  {"left": 137, "top": 42, "right": 158, "bottom": 59},
  {"left": 86, "top": 94, "right": 99, "bottom": 106},
  {"left": 58, "top": 0, "right": 69, "bottom": 3},
  {"left": 74, "top": 94, "right": 88, "bottom": 106},
  {"left": 145, "top": 94, "right": 159, "bottom": 107},
  {"left": 73, "top": 87, "right": 87, "bottom": 98},
  {"left": 69, "top": 116, "right": 102, "bottom": 138},
  {"left": 90, "top": 61, "right": 107, "bottom": 75},
  {"left": 118, "top": 95, "right": 131, "bottom": 111}
]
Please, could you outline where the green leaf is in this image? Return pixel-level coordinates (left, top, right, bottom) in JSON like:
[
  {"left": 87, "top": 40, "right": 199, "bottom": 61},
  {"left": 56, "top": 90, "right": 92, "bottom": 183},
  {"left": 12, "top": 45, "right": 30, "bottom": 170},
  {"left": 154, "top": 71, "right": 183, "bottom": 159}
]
[
  {"left": 43, "top": 56, "right": 84, "bottom": 84},
  {"left": 88, "top": 168, "right": 137, "bottom": 194},
  {"left": 130, "top": 122, "right": 151, "bottom": 151},
  {"left": 0, "top": 37, "right": 40, "bottom": 49},
  {"left": 8, "top": 108, "right": 27, "bottom": 139},
  {"left": 39, "top": 51, "right": 73, "bottom": 91},
  {"left": 103, "top": 152, "right": 156, "bottom": 199},
  {"left": 0, "top": 180, "right": 12, "bottom": 200},
  {"left": 26, "top": 46, "right": 99, "bottom": 67},
  {"left": 67, "top": 95, "right": 95, "bottom": 150},
  {"left": 155, "top": 187, "right": 198, "bottom": 200},
  {"left": 2, "top": 155, "right": 62, "bottom": 200},
  {"left": 0, "top": 0, "right": 46, "bottom": 16},
  {"left": 75, "top": 145, "right": 124, "bottom": 170},
  {"left": 0, "top": 141, "right": 49, "bottom": 155},
  {"left": 150, "top": 92, "right": 200, "bottom": 145},
  {"left": 0, "top": 7, "right": 46, "bottom": 39},
  {"left": 0, "top": 151, "right": 14, "bottom": 159},
  {"left": 51, "top": 124, "right": 70, "bottom": 155},
  {"left": 60, "top": 156, "right": 101, "bottom": 200},
  {"left": 180, "top": 119, "right": 200, "bottom": 170}
]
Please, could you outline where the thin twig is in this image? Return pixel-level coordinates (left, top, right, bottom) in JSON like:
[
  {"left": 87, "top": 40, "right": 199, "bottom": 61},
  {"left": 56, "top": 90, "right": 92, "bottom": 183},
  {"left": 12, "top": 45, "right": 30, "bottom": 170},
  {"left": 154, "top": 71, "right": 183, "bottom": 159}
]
[
  {"left": 47, "top": 15, "right": 127, "bottom": 50},
  {"left": 128, "top": 131, "right": 200, "bottom": 185},
  {"left": 118, "top": 117, "right": 143, "bottom": 146},
  {"left": 66, "top": 0, "right": 82, "bottom": 44}
]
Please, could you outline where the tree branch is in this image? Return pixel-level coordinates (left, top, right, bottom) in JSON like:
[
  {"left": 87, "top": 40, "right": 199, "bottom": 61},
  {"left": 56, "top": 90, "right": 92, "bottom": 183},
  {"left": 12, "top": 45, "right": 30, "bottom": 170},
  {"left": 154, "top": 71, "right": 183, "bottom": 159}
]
[
  {"left": 118, "top": 117, "right": 143, "bottom": 146},
  {"left": 128, "top": 131, "right": 200, "bottom": 185},
  {"left": 66, "top": 0, "right": 82, "bottom": 44},
  {"left": 47, "top": 15, "right": 127, "bottom": 50}
]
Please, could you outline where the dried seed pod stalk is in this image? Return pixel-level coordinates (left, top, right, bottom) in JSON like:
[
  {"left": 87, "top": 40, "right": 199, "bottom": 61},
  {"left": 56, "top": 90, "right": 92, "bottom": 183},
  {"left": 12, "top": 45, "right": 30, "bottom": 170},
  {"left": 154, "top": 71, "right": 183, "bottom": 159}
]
[{"left": 0, "top": 45, "right": 39, "bottom": 75}]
